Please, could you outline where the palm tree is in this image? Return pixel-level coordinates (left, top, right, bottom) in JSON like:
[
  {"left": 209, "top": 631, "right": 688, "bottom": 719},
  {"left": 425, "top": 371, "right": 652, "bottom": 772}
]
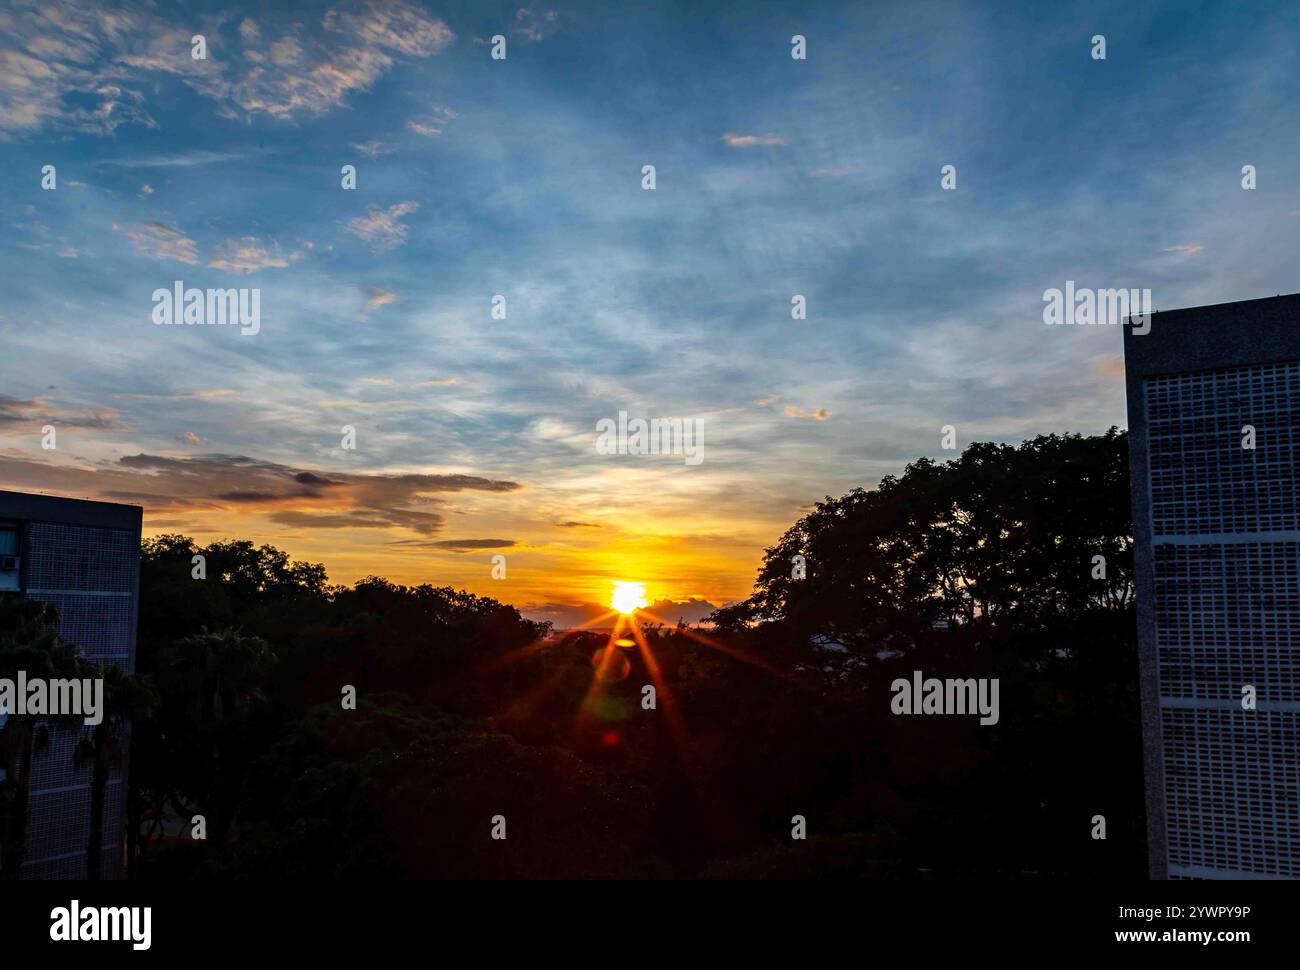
[
  {"left": 0, "top": 595, "right": 86, "bottom": 878},
  {"left": 74, "top": 662, "right": 156, "bottom": 879},
  {"left": 157, "top": 628, "right": 276, "bottom": 847}
]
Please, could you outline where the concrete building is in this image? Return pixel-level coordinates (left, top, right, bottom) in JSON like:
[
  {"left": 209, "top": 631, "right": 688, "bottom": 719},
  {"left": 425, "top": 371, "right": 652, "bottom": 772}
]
[
  {"left": 0, "top": 491, "right": 142, "bottom": 879},
  {"left": 1124, "top": 293, "right": 1300, "bottom": 879}
]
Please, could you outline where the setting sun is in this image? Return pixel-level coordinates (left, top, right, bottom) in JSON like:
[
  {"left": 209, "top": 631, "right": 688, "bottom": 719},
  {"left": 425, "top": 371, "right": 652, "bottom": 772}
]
[{"left": 611, "top": 581, "right": 649, "bottom": 615}]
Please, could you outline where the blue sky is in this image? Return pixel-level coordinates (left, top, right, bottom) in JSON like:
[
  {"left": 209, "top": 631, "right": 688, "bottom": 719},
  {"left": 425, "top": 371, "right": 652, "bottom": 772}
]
[{"left": 1, "top": 0, "right": 1298, "bottom": 622}]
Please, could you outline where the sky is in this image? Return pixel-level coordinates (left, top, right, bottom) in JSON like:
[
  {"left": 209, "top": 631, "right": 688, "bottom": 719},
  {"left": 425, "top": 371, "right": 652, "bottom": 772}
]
[{"left": 1, "top": 0, "right": 1298, "bottom": 625}]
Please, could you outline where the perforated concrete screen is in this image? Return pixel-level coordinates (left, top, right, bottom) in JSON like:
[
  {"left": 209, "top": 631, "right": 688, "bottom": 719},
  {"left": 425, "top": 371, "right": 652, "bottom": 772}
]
[
  {"left": 1142, "top": 361, "right": 1300, "bottom": 879},
  {"left": 23, "top": 521, "right": 139, "bottom": 666}
]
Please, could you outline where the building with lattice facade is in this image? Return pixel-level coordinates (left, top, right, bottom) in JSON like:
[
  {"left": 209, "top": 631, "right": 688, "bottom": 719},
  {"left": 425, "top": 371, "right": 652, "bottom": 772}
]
[
  {"left": 0, "top": 491, "right": 141, "bottom": 879},
  {"left": 1124, "top": 294, "right": 1300, "bottom": 879}
]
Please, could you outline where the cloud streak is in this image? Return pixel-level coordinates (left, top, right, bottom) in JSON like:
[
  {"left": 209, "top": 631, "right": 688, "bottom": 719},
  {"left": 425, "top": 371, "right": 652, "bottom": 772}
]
[
  {"left": 722, "top": 132, "right": 786, "bottom": 147},
  {"left": 0, "top": 451, "right": 520, "bottom": 538}
]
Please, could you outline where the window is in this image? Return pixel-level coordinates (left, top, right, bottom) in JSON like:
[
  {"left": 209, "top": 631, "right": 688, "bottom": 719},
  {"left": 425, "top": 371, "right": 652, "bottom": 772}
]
[{"left": 0, "top": 523, "right": 18, "bottom": 591}]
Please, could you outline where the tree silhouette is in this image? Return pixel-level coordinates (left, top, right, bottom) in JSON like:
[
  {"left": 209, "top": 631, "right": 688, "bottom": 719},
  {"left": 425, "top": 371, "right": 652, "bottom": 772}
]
[
  {"left": 0, "top": 595, "right": 89, "bottom": 877},
  {"left": 712, "top": 429, "right": 1133, "bottom": 662},
  {"left": 75, "top": 662, "right": 156, "bottom": 880},
  {"left": 152, "top": 628, "right": 277, "bottom": 848}
]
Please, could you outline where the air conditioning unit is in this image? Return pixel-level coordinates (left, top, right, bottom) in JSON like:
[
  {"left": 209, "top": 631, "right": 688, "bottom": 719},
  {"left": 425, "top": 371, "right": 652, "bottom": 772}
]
[{"left": 0, "top": 556, "right": 19, "bottom": 571}]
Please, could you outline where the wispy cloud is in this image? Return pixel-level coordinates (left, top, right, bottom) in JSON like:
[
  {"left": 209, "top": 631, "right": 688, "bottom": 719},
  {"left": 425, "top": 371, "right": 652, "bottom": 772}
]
[
  {"left": 512, "top": 8, "right": 559, "bottom": 43},
  {"left": 0, "top": 394, "right": 125, "bottom": 431},
  {"left": 365, "top": 287, "right": 398, "bottom": 310},
  {"left": 351, "top": 140, "right": 393, "bottom": 159},
  {"left": 114, "top": 390, "right": 236, "bottom": 401},
  {"left": 784, "top": 405, "right": 831, "bottom": 421},
  {"left": 96, "top": 151, "right": 245, "bottom": 169},
  {"left": 407, "top": 105, "right": 456, "bottom": 137},
  {"left": 1093, "top": 355, "right": 1126, "bottom": 379},
  {"left": 391, "top": 537, "right": 516, "bottom": 551},
  {"left": 808, "top": 165, "right": 858, "bottom": 178},
  {"left": 0, "top": 0, "right": 455, "bottom": 139},
  {"left": 722, "top": 132, "right": 786, "bottom": 148},
  {"left": 115, "top": 221, "right": 199, "bottom": 264},
  {"left": 345, "top": 202, "right": 420, "bottom": 250},
  {"left": 209, "top": 237, "right": 292, "bottom": 274}
]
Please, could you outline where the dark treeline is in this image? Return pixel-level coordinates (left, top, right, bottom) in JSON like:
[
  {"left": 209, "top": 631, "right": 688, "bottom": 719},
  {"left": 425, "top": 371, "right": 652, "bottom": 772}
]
[{"left": 0, "top": 429, "right": 1144, "bottom": 878}]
